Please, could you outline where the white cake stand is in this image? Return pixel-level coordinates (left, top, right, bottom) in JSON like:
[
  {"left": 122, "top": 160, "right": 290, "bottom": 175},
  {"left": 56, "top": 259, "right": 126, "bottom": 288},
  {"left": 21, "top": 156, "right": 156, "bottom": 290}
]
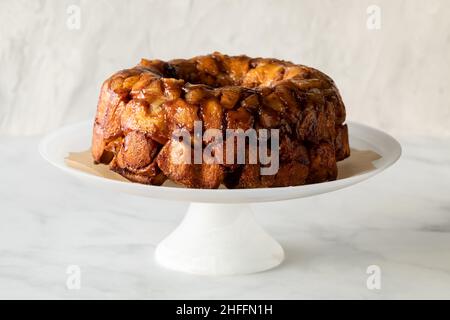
[{"left": 39, "top": 121, "right": 401, "bottom": 275}]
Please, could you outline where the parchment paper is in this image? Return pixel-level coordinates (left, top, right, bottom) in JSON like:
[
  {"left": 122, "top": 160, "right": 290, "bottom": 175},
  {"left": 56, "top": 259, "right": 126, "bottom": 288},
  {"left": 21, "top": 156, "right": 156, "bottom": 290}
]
[{"left": 65, "top": 148, "right": 381, "bottom": 187}]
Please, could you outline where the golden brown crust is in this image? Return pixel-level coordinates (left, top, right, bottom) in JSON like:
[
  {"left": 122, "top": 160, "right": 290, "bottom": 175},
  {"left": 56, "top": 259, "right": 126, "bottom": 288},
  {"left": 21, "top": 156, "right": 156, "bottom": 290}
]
[
  {"left": 156, "top": 139, "right": 224, "bottom": 189},
  {"left": 92, "top": 52, "right": 350, "bottom": 188}
]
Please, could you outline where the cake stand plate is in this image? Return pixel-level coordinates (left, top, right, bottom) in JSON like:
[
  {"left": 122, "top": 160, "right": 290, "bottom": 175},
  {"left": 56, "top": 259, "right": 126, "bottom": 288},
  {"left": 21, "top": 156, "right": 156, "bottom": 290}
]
[{"left": 39, "top": 121, "right": 401, "bottom": 275}]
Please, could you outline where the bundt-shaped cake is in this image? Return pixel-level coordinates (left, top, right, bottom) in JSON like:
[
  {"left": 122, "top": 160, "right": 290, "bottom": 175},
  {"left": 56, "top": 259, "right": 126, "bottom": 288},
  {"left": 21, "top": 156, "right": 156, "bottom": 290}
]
[{"left": 92, "top": 52, "right": 350, "bottom": 188}]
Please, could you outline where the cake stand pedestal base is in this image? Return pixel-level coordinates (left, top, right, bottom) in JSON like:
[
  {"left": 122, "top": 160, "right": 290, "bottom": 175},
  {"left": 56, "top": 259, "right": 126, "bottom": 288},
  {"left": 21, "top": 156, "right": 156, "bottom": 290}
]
[
  {"left": 40, "top": 121, "right": 402, "bottom": 276},
  {"left": 155, "top": 203, "right": 285, "bottom": 275}
]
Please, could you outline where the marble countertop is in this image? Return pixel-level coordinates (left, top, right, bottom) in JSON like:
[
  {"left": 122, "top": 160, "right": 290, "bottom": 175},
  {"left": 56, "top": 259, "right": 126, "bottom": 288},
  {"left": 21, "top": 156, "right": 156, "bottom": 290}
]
[{"left": 0, "top": 134, "right": 449, "bottom": 299}]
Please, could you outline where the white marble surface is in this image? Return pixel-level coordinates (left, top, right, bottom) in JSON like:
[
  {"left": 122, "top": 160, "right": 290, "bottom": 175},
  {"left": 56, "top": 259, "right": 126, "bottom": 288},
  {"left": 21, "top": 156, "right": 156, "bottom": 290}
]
[
  {"left": 0, "top": 134, "right": 449, "bottom": 299},
  {"left": 1, "top": 0, "right": 450, "bottom": 137}
]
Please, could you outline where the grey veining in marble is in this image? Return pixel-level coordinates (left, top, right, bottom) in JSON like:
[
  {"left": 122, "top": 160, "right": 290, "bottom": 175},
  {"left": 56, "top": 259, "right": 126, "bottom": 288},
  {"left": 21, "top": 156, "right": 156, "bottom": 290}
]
[
  {"left": 0, "top": 135, "right": 449, "bottom": 299},
  {"left": 1, "top": 0, "right": 450, "bottom": 300}
]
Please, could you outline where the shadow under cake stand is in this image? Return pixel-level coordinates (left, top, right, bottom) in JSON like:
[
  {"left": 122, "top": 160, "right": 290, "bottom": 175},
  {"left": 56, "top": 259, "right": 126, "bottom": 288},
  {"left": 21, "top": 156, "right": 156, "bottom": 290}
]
[{"left": 39, "top": 121, "right": 401, "bottom": 275}]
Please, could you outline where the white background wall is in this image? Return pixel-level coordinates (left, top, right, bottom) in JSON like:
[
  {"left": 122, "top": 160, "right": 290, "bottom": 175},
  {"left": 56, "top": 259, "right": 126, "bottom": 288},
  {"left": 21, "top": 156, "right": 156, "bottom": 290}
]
[{"left": 1, "top": 0, "right": 449, "bottom": 137}]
